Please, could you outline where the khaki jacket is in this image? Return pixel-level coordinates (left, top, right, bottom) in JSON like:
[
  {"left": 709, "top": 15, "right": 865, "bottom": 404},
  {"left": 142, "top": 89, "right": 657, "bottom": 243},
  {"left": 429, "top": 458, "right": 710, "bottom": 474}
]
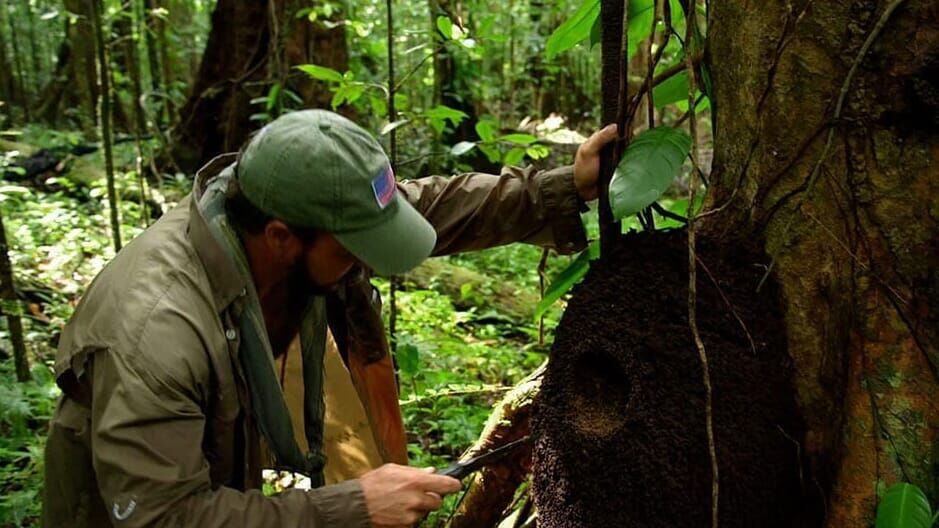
[{"left": 42, "top": 153, "right": 587, "bottom": 528}]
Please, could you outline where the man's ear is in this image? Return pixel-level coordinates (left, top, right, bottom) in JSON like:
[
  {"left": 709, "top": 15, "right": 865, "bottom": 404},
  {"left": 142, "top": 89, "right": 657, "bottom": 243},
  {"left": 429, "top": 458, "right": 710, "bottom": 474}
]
[{"left": 263, "top": 220, "right": 304, "bottom": 263}]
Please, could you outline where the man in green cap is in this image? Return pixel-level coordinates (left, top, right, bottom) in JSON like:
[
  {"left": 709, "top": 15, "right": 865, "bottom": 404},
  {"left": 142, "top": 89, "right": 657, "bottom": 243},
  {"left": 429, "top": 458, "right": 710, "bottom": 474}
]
[{"left": 42, "top": 109, "right": 617, "bottom": 527}]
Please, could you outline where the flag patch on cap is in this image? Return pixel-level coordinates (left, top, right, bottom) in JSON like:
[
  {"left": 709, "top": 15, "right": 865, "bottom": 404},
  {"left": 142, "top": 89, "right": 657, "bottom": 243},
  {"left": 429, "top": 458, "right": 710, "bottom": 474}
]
[{"left": 371, "top": 166, "right": 396, "bottom": 209}]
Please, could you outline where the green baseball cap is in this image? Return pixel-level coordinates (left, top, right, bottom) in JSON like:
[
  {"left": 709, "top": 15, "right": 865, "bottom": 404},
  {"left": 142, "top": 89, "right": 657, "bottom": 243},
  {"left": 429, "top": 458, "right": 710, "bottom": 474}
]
[{"left": 235, "top": 110, "right": 436, "bottom": 275}]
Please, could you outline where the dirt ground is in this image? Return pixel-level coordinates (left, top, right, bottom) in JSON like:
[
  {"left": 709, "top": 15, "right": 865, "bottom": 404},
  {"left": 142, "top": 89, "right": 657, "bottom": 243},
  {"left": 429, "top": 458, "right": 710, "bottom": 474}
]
[{"left": 532, "top": 229, "right": 821, "bottom": 527}]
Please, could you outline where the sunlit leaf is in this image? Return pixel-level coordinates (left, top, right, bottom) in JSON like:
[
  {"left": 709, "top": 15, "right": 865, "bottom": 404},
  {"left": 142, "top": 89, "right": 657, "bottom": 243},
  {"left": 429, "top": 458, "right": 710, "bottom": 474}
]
[
  {"left": 609, "top": 127, "right": 691, "bottom": 220},
  {"left": 534, "top": 241, "right": 600, "bottom": 320},
  {"left": 526, "top": 144, "right": 550, "bottom": 159},
  {"left": 499, "top": 133, "right": 538, "bottom": 145},
  {"left": 875, "top": 483, "right": 933, "bottom": 528},
  {"left": 295, "top": 64, "right": 343, "bottom": 83},
  {"left": 436, "top": 16, "right": 454, "bottom": 40}
]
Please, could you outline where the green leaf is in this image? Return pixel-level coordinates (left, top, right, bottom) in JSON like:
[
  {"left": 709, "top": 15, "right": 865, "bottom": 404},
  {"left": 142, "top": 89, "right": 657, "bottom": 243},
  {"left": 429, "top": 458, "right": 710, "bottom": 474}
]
[
  {"left": 875, "top": 483, "right": 933, "bottom": 528},
  {"left": 534, "top": 241, "right": 600, "bottom": 320},
  {"left": 479, "top": 144, "right": 501, "bottom": 163},
  {"left": 266, "top": 83, "right": 282, "bottom": 112},
  {"left": 436, "top": 15, "right": 454, "bottom": 40},
  {"left": 499, "top": 133, "right": 538, "bottom": 145},
  {"left": 425, "top": 105, "right": 468, "bottom": 124},
  {"left": 652, "top": 71, "right": 689, "bottom": 108},
  {"left": 609, "top": 127, "right": 691, "bottom": 220},
  {"left": 475, "top": 119, "right": 497, "bottom": 142},
  {"left": 451, "top": 141, "right": 476, "bottom": 156},
  {"left": 370, "top": 95, "right": 387, "bottom": 117},
  {"left": 295, "top": 64, "right": 343, "bottom": 83},
  {"left": 396, "top": 343, "right": 420, "bottom": 377},
  {"left": 545, "top": 0, "right": 600, "bottom": 61},
  {"left": 503, "top": 147, "right": 526, "bottom": 166},
  {"left": 675, "top": 93, "right": 710, "bottom": 112}
]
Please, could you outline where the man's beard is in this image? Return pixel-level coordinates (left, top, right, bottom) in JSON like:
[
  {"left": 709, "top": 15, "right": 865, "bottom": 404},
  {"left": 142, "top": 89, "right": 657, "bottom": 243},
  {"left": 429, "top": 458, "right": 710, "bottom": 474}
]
[{"left": 288, "top": 257, "right": 338, "bottom": 300}]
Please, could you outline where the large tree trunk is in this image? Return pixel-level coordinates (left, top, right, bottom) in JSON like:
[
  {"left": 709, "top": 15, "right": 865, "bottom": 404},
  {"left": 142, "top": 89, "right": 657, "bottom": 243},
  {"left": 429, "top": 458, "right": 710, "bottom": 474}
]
[
  {"left": 167, "top": 0, "right": 348, "bottom": 173},
  {"left": 707, "top": 0, "right": 938, "bottom": 524},
  {"left": 533, "top": 1, "right": 937, "bottom": 527}
]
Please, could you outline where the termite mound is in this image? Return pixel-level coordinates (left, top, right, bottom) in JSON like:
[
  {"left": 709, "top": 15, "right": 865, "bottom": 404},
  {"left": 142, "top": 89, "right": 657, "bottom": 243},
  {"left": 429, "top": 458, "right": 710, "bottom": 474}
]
[{"left": 532, "top": 229, "right": 822, "bottom": 527}]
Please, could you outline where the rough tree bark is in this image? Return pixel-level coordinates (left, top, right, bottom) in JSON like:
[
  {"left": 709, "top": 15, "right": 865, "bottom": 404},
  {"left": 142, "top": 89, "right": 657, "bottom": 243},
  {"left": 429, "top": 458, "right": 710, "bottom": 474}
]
[
  {"left": 706, "top": 0, "right": 938, "bottom": 523},
  {"left": 167, "top": 0, "right": 349, "bottom": 173}
]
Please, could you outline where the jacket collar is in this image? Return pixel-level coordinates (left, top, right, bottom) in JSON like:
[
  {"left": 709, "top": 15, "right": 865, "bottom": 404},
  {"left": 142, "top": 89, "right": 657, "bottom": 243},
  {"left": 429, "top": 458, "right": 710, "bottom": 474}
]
[{"left": 188, "top": 153, "right": 247, "bottom": 312}]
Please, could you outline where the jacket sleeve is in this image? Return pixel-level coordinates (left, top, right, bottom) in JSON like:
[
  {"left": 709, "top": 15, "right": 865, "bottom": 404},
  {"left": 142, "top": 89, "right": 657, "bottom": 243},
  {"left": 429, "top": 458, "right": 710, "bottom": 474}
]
[
  {"left": 88, "top": 302, "right": 371, "bottom": 528},
  {"left": 397, "top": 164, "right": 588, "bottom": 256}
]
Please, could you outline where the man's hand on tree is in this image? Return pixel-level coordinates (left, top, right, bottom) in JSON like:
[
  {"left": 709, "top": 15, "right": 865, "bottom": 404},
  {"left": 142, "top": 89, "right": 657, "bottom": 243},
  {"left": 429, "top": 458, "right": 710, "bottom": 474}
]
[
  {"left": 573, "top": 124, "right": 619, "bottom": 202},
  {"left": 359, "top": 464, "right": 462, "bottom": 528}
]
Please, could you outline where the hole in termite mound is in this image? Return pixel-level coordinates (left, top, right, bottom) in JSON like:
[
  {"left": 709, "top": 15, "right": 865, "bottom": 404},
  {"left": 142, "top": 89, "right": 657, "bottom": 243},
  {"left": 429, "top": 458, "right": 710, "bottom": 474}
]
[
  {"left": 568, "top": 350, "right": 632, "bottom": 437},
  {"left": 532, "top": 229, "right": 823, "bottom": 528}
]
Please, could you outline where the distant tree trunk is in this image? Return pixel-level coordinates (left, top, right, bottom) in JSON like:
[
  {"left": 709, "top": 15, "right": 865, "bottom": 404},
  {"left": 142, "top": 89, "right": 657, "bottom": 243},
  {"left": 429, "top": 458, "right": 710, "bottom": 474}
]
[
  {"left": 166, "top": 0, "right": 349, "bottom": 173},
  {"left": 0, "top": 6, "right": 16, "bottom": 125},
  {"left": 22, "top": 0, "right": 42, "bottom": 93},
  {"left": 706, "top": 0, "right": 938, "bottom": 523},
  {"left": 5, "top": 2, "right": 30, "bottom": 122},
  {"left": 92, "top": 0, "right": 122, "bottom": 252},
  {"left": 0, "top": 208, "right": 29, "bottom": 383},
  {"left": 36, "top": 0, "right": 99, "bottom": 136}
]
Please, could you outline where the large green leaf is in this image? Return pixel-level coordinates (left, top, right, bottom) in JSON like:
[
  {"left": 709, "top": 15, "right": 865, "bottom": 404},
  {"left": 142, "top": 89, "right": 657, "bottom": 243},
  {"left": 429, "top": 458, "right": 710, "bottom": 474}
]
[
  {"left": 609, "top": 127, "right": 691, "bottom": 220},
  {"left": 875, "top": 483, "right": 933, "bottom": 528},
  {"left": 545, "top": 0, "right": 600, "bottom": 61},
  {"left": 534, "top": 241, "right": 600, "bottom": 320}
]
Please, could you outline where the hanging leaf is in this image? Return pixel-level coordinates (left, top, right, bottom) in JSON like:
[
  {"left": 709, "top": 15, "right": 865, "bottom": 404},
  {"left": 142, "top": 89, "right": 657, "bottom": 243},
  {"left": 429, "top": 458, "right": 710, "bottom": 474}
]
[
  {"left": 380, "top": 119, "right": 410, "bottom": 136},
  {"left": 295, "top": 64, "right": 343, "bottom": 83},
  {"left": 451, "top": 141, "right": 477, "bottom": 156},
  {"left": 875, "top": 483, "right": 933, "bottom": 528},
  {"left": 499, "top": 133, "right": 538, "bottom": 145},
  {"left": 545, "top": 0, "right": 600, "bottom": 61},
  {"left": 609, "top": 127, "right": 691, "bottom": 220},
  {"left": 652, "top": 71, "right": 689, "bottom": 108},
  {"left": 534, "top": 241, "right": 600, "bottom": 320}
]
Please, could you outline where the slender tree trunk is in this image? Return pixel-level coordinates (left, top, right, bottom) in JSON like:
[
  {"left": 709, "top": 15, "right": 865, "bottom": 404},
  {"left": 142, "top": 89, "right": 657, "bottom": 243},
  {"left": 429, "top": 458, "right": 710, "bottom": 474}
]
[
  {"left": 62, "top": 0, "right": 99, "bottom": 137},
  {"left": 0, "top": 208, "right": 30, "bottom": 383},
  {"left": 167, "top": 0, "right": 349, "bottom": 173},
  {"left": 92, "top": 0, "right": 122, "bottom": 252},
  {"left": 704, "top": 0, "right": 938, "bottom": 524}
]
